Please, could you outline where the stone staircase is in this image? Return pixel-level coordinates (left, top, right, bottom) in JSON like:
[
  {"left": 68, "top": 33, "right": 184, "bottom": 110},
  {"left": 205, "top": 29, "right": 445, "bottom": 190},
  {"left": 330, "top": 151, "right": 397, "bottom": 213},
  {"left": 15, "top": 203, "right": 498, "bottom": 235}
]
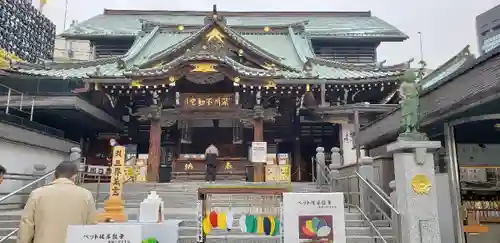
[{"left": 0, "top": 182, "right": 394, "bottom": 243}]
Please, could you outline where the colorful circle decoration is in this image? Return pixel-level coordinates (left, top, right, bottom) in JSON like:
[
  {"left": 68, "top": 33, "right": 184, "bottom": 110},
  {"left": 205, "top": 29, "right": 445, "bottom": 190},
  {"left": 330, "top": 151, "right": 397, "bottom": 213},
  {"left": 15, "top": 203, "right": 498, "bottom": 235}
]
[
  {"left": 202, "top": 211, "right": 236, "bottom": 234},
  {"left": 301, "top": 217, "right": 331, "bottom": 238},
  {"left": 209, "top": 211, "right": 218, "bottom": 228},
  {"left": 239, "top": 215, "right": 281, "bottom": 235}
]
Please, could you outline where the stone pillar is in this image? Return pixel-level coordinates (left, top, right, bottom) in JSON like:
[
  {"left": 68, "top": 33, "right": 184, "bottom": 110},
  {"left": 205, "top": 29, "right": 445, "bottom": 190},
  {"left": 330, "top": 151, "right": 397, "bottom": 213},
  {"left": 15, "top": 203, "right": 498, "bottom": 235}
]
[
  {"left": 33, "top": 164, "right": 47, "bottom": 188},
  {"left": 315, "top": 147, "right": 325, "bottom": 186},
  {"left": 24, "top": 164, "right": 47, "bottom": 205},
  {"left": 387, "top": 140, "right": 442, "bottom": 243},
  {"left": 147, "top": 118, "right": 162, "bottom": 182},
  {"left": 330, "top": 147, "right": 342, "bottom": 192},
  {"left": 389, "top": 180, "right": 400, "bottom": 243},
  {"left": 69, "top": 147, "right": 84, "bottom": 183},
  {"left": 253, "top": 117, "right": 265, "bottom": 182},
  {"left": 69, "top": 147, "right": 82, "bottom": 162},
  {"left": 358, "top": 157, "right": 374, "bottom": 217}
]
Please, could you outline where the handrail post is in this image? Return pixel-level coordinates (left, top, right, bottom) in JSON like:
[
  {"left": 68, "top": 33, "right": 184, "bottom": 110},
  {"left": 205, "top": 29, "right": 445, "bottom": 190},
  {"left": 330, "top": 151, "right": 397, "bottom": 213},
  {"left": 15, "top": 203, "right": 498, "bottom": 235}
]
[
  {"left": 20, "top": 93, "right": 23, "bottom": 111},
  {"left": 389, "top": 180, "right": 400, "bottom": 243},
  {"left": 6, "top": 88, "right": 11, "bottom": 114},
  {"left": 30, "top": 98, "right": 35, "bottom": 121},
  {"left": 358, "top": 157, "right": 374, "bottom": 218}
]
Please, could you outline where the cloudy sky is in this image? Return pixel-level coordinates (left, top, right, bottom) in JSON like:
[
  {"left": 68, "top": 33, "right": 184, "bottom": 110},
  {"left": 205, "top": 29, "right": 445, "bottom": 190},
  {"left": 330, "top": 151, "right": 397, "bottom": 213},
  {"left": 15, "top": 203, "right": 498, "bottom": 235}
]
[{"left": 36, "top": 0, "right": 499, "bottom": 69}]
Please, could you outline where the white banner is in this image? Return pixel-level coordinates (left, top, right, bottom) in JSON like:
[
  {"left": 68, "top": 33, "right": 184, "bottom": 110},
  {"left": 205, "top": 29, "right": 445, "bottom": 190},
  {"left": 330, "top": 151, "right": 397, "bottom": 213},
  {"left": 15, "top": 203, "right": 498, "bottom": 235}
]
[
  {"left": 87, "top": 165, "right": 110, "bottom": 176},
  {"left": 251, "top": 142, "right": 267, "bottom": 163},
  {"left": 66, "top": 225, "right": 141, "bottom": 243},
  {"left": 283, "top": 193, "right": 346, "bottom": 243}
]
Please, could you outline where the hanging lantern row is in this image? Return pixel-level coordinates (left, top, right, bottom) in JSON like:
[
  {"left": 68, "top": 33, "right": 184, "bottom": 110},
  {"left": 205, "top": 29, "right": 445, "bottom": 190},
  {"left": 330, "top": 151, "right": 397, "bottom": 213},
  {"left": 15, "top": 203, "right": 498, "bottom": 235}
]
[{"left": 102, "top": 80, "right": 398, "bottom": 94}]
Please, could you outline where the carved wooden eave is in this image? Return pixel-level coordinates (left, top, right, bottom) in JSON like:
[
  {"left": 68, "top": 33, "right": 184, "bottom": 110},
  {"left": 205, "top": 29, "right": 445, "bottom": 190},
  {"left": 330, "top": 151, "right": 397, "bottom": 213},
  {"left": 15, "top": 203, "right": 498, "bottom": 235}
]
[
  {"left": 121, "top": 52, "right": 307, "bottom": 85},
  {"left": 138, "top": 13, "right": 296, "bottom": 72},
  {"left": 135, "top": 106, "right": 278, "bottom": 123}
]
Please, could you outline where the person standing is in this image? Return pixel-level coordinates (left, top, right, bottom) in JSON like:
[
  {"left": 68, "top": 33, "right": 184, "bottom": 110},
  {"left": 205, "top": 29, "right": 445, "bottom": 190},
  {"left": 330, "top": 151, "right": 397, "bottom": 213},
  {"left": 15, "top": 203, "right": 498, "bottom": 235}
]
[
  {"left": 0, "top": 165, "right": 6, "bottom": 184},
  {"left": 17, "top": 161, "right": 97, "bottom": 243},
  {"left": 204, "top": 144, "right": 219, "bottom": 183}
]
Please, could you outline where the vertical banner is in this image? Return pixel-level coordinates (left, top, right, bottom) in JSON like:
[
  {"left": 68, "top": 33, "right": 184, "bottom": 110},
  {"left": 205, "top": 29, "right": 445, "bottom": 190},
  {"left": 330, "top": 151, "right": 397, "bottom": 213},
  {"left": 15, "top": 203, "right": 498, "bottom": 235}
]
[
  {"left": 110, "top": 146, "right": 125, "bottom": 198},
  {"left": 283, "top": 193, "right": 346, "bottom": 243},
  {"left": 196, "top": 200, "right": 203, "bottom": 243}
]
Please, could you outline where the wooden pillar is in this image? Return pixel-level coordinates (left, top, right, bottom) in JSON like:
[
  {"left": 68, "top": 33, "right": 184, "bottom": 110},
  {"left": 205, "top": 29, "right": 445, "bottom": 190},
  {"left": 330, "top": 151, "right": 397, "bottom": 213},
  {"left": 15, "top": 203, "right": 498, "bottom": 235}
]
[
  {"left": 253, "top": 118, "right": 265, "bottom": 182},
  {"left": 147, "top": 118, "right": 161, "bottom": 182}
]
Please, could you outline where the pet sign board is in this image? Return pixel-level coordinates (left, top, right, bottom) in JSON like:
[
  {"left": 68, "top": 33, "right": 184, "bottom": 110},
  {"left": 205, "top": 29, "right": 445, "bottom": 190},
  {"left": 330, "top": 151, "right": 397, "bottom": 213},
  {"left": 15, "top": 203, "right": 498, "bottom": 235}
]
[
  {"left": 66, "top": 224, "right": 142, "bottom": 243},
  {"left": 283, "top": 192, "right": 347, "bottom": 243}
]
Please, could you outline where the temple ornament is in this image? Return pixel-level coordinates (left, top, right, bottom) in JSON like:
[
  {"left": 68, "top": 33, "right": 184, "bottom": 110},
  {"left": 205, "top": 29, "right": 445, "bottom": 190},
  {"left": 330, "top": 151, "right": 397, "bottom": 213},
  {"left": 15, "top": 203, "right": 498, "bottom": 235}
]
[
  {"left": 205, "top": 28, "right": 225, "bottom": 44},
  {"left": 411, "top": 174, "right": 431, "bottom": 195},
  {"left": 131, "top": 80, "right": 143, "bottom": 88},
  {"left": 191, "top": 63, "right": 217, "bottom": 72}
]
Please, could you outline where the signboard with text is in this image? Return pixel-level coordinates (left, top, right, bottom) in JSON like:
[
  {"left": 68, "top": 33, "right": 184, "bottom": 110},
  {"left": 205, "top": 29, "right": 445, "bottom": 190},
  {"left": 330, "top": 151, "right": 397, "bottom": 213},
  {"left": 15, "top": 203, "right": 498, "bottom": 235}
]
[
  {"left": 110, "top": 146, "right": 125, "bottom": 198},
  {"left": 251, "top": 142, "right": 267, "bottom": 163},
  {"left": 66, "top": 224, "right": 141, "bottom": 243},
  {"left": 180, "top": 93, "right": 235, "bottom": 108},
  {"left": 283, "top": 193, "right": 346, "bottom": 243}
]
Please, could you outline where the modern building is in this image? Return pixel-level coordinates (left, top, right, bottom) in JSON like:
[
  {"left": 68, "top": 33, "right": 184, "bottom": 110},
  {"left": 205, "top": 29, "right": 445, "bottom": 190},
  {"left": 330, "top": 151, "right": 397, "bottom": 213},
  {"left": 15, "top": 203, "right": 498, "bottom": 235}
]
[
  {"left": 1, "top": 7, "right": 411, "bottom": 182},
  {"left": 476, "top": 4, "right": 500, "bottom": 54}
]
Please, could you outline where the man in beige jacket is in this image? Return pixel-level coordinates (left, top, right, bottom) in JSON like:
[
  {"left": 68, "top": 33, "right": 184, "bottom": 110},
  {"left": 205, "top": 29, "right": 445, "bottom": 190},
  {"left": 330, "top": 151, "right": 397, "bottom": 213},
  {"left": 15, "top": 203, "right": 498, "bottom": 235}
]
[{"left": 17, "top": 161, "right": 97, "bottom": 243}]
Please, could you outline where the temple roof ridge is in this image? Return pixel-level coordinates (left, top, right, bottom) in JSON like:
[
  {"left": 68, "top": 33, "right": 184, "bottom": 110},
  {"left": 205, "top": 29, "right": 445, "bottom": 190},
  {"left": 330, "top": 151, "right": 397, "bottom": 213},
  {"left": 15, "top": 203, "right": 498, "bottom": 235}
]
[
  {"left": 139, "top": 19, "right": 309, "bottom": 33},
  {"left": 138, "top": 14, "right": 300, "bottom": 72},
  {"left": 122, "top": 26, "right": 160, "bottom": 64},
  {"left": 305, "top": 57, "right": 411, "bottom": 71},
  {"left": 420, "top": 45, "right": 474, "bottom": 90},
  {"left": 12, "top": 56, "right": 120, "bottom": 71}
]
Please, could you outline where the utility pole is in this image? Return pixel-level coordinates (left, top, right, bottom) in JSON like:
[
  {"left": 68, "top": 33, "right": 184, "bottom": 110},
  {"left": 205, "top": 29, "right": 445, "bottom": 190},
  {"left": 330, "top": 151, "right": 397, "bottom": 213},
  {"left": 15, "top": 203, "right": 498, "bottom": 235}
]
[{"left": 417, "top": 32, "right": 424, "bottom": 63}]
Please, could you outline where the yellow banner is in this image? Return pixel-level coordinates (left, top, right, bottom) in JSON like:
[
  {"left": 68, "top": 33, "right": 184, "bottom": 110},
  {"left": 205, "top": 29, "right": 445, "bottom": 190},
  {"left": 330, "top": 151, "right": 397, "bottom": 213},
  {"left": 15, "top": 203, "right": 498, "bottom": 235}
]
[
  {"left": 265, "top": 165, "right": 291, "bottom": 183},
  {"left": 109, "top": 146, "right": 125, "bottom": 198}
]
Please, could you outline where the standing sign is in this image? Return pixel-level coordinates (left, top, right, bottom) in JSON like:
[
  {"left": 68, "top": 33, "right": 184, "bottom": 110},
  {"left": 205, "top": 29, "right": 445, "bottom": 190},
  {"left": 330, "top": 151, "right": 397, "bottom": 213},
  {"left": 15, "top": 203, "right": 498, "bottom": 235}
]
[
  {"left": 251, "top": 142, "right": 267, "bottom": 163},
  {"left": 110, "top": 146, "right": 126, "bottom": 198},
  {"left": 66, "top": 224, "right": 141, "bottom": 243},
  {"left": 283, "top": 193, "right": 346, "bottom": 243}
]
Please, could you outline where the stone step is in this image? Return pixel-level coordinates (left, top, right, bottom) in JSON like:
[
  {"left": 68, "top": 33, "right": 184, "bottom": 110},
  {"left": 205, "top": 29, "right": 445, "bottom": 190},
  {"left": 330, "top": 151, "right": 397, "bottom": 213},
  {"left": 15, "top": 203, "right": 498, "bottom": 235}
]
[
  {"left": 176, "top": 235, "right": 393, "bottom": 243},
  {"left": 0, "top": 235, "right": 394, "bottom": 243},
  {"left": 177, "top": 226, "right": 393, "bottom": 237},
  {"left": 178, "top": 219, "right": 391, "bottom": 228},
  {"left": 0, "top": 220, "right": 19, "bottom": 229},
  {"left": 121, "top": 211, "right": 365, "bottom": 221}
]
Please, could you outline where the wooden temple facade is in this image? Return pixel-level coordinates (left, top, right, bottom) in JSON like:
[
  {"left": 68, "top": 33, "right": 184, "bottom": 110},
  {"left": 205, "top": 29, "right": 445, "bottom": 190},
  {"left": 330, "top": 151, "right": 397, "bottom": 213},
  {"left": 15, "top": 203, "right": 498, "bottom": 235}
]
[{"left": 0, "top": 7, "right": 411, "bottom": 182}]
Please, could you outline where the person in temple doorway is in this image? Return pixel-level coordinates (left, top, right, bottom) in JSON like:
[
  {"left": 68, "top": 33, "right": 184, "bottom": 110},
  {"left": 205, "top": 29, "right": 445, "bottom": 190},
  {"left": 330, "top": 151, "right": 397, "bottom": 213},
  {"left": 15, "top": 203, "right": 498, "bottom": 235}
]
[{"left": 204, "top": 144, "right": 219, "bottom": 183}]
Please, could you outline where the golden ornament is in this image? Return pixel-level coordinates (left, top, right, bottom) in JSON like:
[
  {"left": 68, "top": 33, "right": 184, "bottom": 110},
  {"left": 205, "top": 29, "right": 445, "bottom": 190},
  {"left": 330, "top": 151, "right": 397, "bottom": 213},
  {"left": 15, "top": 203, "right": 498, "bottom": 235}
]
[
  {"left": 205, "top": 28, "right": 225, "bottom": 43},
  {"left": 411, "top": 174, "right": 431, "bottom": 195},
  {"left": 177, "top": 25, "right": 185, "bottom": 31},
  {"left": 263, "top": 26, "right": 270, "bottom": 32},
  {"left": 191, "top": 63, "right": 217, "bottom": 72}
]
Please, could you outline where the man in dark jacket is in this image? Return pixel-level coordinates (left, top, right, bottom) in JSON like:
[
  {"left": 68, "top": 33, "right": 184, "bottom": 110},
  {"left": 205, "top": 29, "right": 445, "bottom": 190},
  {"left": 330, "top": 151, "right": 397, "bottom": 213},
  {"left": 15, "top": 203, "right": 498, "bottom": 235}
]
[{"left": 204, "top": 144, "right": 219, "bottom": 182}]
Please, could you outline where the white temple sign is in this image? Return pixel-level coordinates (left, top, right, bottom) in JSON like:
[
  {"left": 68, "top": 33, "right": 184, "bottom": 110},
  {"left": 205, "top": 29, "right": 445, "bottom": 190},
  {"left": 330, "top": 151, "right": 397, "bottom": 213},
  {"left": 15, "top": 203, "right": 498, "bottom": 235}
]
[
  {"left": 251, "top": 142, "right": 267, "bottom": 163},
  {"left": 66, "top": 225, "right": 141, "bottom": 243}
]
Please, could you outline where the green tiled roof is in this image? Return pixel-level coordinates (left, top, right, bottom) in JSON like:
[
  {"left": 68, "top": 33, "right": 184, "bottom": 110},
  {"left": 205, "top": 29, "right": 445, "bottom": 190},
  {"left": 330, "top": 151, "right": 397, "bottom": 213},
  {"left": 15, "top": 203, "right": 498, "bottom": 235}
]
[
  {"left": 61, "top": 10, "right": 407, "bottom": 41},
  {"left": 420, "top": 45, "right": 475, "bottom": 91},
  {"left": 14, "top": 17, "right": 407, "bottom": 82}
]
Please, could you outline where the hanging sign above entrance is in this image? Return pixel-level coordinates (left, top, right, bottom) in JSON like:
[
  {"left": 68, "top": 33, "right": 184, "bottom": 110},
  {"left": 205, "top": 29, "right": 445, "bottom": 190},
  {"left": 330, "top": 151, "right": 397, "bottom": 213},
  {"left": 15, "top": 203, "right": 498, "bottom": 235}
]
[{"left": 180, "top": 93, "right": 235, "bottom": 108}]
